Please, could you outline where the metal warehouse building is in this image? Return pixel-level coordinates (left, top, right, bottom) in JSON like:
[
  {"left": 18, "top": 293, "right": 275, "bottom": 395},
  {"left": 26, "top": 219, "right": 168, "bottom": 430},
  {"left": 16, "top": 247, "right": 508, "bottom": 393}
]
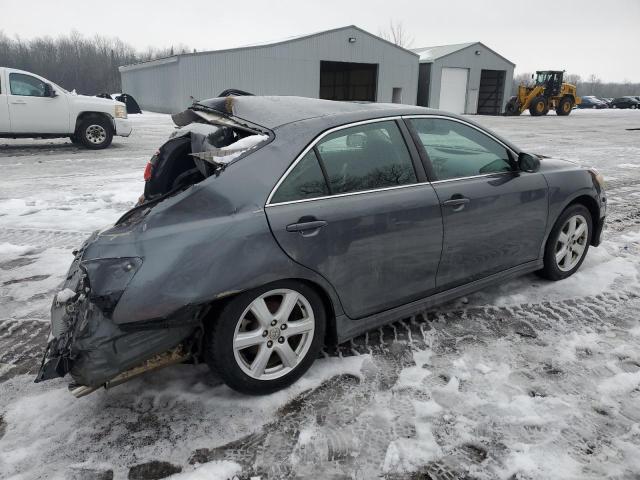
[
  {"left": 413, "top": 42, "right": 515, "bottom": 115},
  {"left": 119, "top": 26, "right": 419, "bottom": 114}
]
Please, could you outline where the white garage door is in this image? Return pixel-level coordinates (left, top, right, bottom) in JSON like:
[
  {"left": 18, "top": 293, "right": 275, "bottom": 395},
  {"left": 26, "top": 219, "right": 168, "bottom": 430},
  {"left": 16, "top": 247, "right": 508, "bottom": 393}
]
[{"left": 439, "top": 67, "right": 469, "bottom": 114}]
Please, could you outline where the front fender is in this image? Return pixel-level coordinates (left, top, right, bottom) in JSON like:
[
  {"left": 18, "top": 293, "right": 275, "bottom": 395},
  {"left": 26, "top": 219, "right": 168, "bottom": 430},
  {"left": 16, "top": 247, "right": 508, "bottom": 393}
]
[{"left": 539, "top": 167, "right": 602, "bottom": 256}]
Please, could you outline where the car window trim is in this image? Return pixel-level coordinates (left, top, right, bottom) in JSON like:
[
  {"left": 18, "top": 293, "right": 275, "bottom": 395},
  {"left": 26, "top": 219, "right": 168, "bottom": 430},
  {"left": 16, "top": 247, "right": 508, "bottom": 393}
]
[
  {"left": 266, "top": 115, "right": 417, "bottom": 207},
  {"left": 265, "top": 114, "right": 522, "bottom": 208},
  {"left": 267, "top": 180, "right": 436, "bottom": 207},
  {"left": 396, "top": 118, "right": 429, "bottom": 183},
  {"left": 402, "top": 114, "right": 519, "bottom": 183}
]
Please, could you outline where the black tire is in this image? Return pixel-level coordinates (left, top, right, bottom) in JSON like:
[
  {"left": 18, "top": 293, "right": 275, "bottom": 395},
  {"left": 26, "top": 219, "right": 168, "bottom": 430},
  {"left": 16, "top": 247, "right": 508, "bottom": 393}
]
[
  {"left": 505, "top": 98, "right": 521, "bottom": 116},
  {"left": 556, "top": 97, "right": 573, "bottom": 116},
  {"left": 529, "top": 96, "right": 548, "bottom": 116},
  {"left": 204, "top": 280, "right": 326, "bottom": 395},
  {"left": 76, "top": 115, "right": 113, "bottom": 149},
  {"left": 69, "top": 134, "right": 82, "bottom": 145},
  {"left": 538, "top": 204, "right": 592, "bottom": 281}
]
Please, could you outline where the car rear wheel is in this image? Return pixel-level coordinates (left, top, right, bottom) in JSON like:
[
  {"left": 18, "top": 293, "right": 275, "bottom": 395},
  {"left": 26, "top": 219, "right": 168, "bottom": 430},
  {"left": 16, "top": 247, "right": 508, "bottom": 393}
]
[
  {"left": 204, "top": 281, "right": 326, "bottom": 394},
  {"left": 77, "top": 115, "right": 113, "bottom": 150},
  {"left": 538, "top": 204, "right": 592, "bottom": 280}
]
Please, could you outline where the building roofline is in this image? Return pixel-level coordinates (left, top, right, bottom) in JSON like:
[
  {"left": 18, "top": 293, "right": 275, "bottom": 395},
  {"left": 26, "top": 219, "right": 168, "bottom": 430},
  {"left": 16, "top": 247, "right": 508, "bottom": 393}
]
[
  {"left": 413, "top": 41, "right": 515, "bottom": 66},
  {"left": 119, "top": 25, "right": 418, "bottom": 72}
]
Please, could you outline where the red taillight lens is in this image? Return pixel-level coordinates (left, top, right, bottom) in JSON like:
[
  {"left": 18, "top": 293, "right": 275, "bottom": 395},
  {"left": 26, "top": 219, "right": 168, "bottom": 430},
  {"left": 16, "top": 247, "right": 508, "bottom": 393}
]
[{"left": 143, "top": 162, "right": 153, "bottom": 181}]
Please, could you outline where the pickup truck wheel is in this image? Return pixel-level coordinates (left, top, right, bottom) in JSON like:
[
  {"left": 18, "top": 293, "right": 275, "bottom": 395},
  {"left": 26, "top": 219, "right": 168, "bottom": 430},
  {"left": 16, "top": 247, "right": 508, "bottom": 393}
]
[
  {"left": 77, "top": 116, "right": 113, "bottom": 149},
  {"left": 204, "top": 280, "right": 326, "bottom": 395},
  {"left": 69, "top": 134, "right": 81, "bottom": 145}
]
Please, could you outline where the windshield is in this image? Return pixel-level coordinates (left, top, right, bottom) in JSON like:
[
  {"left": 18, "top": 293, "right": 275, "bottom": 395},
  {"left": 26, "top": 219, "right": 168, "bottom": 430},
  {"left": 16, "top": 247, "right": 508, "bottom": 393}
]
[{"left": 535, "top": 72, "right": 552, "bottom": 85}]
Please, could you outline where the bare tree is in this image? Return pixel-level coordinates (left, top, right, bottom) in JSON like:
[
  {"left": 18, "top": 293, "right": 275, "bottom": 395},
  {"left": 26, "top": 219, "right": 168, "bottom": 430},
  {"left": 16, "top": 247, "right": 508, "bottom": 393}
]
[
  {"left": 378, "top": 21, "right": 413, "bottom": 48},
  {"left": 511, "top": 71, "right": 639, "bottom": 98},
  {"left": 511, "top": 72, "right": 533, "bottom": 95},
  {"left": 0, "top": 30, "right": 188, "bottom": 94},
  {"left": 565, "top": 73, "right": 582, "bottom": 86}
]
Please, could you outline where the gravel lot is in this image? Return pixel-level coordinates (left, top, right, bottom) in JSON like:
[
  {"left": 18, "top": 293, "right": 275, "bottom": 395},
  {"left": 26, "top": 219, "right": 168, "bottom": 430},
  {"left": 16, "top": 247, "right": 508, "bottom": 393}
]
[{"left": 1, "top": 109, "right": 640, "bottom": 480}]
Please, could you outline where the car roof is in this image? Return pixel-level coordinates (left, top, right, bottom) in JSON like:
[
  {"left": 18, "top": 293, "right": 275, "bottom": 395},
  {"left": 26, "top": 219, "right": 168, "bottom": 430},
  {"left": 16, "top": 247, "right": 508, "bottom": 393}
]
[{"left": 193, "top": 95, "right": 442, "bottom": 130}]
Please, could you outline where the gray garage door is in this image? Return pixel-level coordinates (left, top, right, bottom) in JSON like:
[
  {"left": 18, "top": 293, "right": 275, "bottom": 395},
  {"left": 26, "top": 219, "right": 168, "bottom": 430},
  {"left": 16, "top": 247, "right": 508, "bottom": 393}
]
[{"left": 477, "top": 69, "right": 506, "bottom": 115}]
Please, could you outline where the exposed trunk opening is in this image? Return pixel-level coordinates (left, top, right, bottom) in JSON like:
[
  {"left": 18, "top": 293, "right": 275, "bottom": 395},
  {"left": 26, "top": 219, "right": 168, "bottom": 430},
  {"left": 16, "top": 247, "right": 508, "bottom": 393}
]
[{"left": 142, "top": 122, "right": 268, "bottom": 202}]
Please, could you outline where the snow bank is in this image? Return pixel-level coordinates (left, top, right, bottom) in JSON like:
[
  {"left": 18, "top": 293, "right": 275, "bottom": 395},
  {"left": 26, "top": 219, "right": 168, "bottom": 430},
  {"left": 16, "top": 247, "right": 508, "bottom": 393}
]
[{"left": 168, "top": 461, "right": 242, "bottom": 480}]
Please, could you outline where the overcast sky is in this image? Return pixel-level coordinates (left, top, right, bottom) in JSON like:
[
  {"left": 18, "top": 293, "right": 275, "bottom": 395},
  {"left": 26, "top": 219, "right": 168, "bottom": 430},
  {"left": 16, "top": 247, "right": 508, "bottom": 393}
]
[{"left": 2, "top": 0, "right": 638, "bottom": 82}]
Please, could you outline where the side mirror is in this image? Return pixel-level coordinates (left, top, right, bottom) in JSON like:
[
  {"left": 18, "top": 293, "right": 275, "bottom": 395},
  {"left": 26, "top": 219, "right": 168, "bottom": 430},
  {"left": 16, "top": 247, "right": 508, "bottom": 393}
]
[
  {"left": 44, "top": 84, "right": 57, "bottom": 97},
  {"left": 518, "top": 152, "right": 540, "bottom": 173}
]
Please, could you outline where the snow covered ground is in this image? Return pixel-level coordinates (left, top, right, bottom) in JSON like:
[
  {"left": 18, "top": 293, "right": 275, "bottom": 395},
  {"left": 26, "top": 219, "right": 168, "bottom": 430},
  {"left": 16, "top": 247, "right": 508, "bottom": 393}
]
[{"left": 1, "top": 109, "right": 639, "bottom": 480}]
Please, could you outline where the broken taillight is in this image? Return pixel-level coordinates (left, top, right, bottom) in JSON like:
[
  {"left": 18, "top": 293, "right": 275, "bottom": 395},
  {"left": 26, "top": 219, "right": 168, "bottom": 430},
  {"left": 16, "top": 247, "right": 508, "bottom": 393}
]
[{"left": 143, "top": 162, "right": 153, "bottom": 181}]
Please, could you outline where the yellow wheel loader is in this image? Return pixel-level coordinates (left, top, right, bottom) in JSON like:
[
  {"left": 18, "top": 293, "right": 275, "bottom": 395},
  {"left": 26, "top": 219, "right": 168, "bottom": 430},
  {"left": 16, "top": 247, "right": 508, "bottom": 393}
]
[{"left": 505, "top": 71, "right": 581, "bottom": 116}]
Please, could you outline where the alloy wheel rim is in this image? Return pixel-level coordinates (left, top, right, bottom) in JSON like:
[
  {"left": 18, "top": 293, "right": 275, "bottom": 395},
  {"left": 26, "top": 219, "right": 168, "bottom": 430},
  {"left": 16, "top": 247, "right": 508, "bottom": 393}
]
[
  {"left": 86, "top": 125, "right": 107, "bottom": 144},
  {"left": 232, "top": 288, "right": 315, "bottom": 381},
  {"left": 555, "top": 214, "right": 588, "bottom": 272}
]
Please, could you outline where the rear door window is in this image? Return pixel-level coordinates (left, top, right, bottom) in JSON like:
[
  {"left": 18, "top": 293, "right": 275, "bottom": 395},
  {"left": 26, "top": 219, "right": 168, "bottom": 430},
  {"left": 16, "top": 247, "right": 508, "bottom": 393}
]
[
  {"left": 315, "top": 120, "right": 417, "bottom": 194},
  {"left": 271, "top": 150, "right": 329, "bottom": 203},
  {"left": 409, "top": 118, "right": 512, "bottom": 181}
]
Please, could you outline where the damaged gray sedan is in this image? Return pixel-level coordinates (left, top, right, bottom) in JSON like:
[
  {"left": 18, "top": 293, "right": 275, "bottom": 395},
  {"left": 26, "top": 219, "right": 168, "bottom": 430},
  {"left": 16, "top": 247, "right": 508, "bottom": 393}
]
[{"left": 36, "top": 96, "right": 607, "bottom": 397}]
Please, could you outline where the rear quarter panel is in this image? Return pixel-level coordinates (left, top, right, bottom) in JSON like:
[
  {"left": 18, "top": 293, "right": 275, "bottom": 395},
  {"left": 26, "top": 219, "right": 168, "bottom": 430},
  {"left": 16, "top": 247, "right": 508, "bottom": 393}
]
[{"left": 85, "top": 134, "right": 345, "bottom": 325}]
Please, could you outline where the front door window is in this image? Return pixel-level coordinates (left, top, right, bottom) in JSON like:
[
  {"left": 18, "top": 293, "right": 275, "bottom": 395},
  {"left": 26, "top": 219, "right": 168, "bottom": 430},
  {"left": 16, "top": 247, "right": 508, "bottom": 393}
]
[{"left": 9, "top": 73, "right": 47, "bottom": 97}]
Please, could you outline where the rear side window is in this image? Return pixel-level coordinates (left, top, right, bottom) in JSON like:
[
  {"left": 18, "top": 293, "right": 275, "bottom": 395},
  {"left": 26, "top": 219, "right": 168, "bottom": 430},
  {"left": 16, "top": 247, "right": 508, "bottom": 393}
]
[
  {"left": 9, "top": 73, "right": 47, "bottom": 97},
  {"left": 271, "top": 150, "right": 329, "bottom": 203},
  {"left": 409, "top": 118, "right": 512, "bottom": 181},
  {"left": 316, "top": 120, "right": 417, "bottom": 194}
]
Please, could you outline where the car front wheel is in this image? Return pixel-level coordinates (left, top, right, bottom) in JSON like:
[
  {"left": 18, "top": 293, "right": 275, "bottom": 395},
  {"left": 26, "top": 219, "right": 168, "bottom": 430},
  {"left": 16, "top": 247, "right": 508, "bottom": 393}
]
[
  {"left": 204, "top": 281, "right": 326, "bottom": 394},
  {"left": 538, "top": 204, "right": 592, "bottom": 280}
]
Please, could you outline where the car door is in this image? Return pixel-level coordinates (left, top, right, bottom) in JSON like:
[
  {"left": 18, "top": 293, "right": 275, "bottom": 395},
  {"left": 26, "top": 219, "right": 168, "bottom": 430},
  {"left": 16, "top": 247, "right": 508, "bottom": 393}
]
[
  {"left": 7, "top": 70, "right": 70, "bottom": 134},
  {"left": 0, "top": 70, "right": 10, "bottom": 133},
  {"left": 407, "top": 116, "right": 548, "bottom": 291},
  {"left": 265, "top": 119, "right": 443, "bottom": 319}
]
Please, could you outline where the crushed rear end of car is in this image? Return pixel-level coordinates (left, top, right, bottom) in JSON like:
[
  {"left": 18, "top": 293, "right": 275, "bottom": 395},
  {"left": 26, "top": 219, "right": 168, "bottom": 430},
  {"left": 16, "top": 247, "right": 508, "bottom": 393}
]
[{"left": 35, "top": 96, "right": 273, "bottom": 397}]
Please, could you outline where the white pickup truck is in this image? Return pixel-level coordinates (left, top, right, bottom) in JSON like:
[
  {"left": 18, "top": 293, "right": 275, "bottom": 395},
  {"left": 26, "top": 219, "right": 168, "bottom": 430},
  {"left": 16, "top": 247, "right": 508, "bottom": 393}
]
[{"left": 0, "top": 67, "right": 132, "bottom": 149}]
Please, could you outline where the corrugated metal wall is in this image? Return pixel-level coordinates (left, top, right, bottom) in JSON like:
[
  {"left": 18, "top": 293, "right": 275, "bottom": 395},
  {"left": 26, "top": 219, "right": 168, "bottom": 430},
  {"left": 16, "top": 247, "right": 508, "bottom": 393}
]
[
  {"left": 120, "top": 57, "right": 181, "bottom": 114},
  {"left": 119, "top": 27, "right": 418, "bottom": 114},
  {"left": 424, "top": 44, "right": 514, "bottom": 114}
]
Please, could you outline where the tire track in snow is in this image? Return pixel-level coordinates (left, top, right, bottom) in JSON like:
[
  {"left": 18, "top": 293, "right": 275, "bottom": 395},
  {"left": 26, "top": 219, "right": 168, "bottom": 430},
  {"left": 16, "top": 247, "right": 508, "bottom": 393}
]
[
  {"left": 0, "top": 318, "right": 48, "bottom": 382},
  {"left": 187, "top": 290, "right": 638, "bottom": 479},
  {"left": 0, "top": 227, "right": 90, "bottom": 249}
]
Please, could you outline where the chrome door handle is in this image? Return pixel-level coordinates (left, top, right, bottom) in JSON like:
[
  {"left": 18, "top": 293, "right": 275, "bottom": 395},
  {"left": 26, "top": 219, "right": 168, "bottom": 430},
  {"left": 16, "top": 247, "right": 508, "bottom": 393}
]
[
  {"left": 442, "top": 196, "right": 470, "bottom": 212},
  {"left": 442, "top": 198, "right": 470, "bottom": 207},
  {"left": 10, "top": 100, "right": 27, "bottom": 105},
  {"left": 286, "top": 220, "right": 328, "bottom": 232}
]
